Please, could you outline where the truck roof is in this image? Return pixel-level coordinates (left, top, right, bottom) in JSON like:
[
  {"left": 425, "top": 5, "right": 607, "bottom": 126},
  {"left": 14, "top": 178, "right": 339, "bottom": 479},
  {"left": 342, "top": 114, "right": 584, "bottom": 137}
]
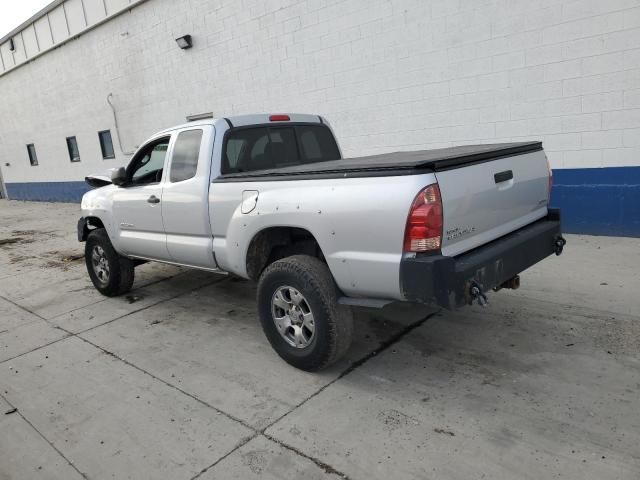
[{"left": 157, "top": 113, "right": 324, "bottom": 135}]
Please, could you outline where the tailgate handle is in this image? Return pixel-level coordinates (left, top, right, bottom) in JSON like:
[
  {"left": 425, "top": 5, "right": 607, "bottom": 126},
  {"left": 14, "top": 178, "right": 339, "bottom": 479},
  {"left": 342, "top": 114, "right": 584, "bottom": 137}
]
[{"left": 494, "top": 170, "right": 513, "bottom": 183}]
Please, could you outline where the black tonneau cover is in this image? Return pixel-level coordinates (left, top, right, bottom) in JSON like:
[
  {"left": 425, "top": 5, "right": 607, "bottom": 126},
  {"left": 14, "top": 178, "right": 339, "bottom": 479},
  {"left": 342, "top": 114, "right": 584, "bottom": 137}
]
[{"left": 216, "top": 141, "right": 542, "bottom": 181}]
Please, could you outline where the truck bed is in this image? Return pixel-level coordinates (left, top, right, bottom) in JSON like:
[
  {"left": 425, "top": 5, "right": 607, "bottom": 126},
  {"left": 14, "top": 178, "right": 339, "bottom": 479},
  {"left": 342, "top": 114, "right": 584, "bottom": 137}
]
[{"left": 215, "top": 142, "right": 542, "bottom": 180}]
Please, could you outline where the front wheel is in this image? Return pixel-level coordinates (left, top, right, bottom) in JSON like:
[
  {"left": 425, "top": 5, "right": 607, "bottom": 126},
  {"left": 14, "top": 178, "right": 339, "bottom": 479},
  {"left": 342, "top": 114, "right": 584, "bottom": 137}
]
[
  {"left": 85, "top": 229, "right": 135, "bottom": 297},
  {"left": 257, "top": 255, "right": 353, "bottom": 371}
]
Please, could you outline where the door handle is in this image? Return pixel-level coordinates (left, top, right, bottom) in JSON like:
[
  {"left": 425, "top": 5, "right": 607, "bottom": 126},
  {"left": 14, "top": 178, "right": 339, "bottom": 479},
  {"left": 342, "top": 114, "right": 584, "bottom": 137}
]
[
  {"left": 494, "top": 170, "right": 513, "bottom": 183},
  {"left": 147, "top": 195, "right": 160, "bottom": 204}
]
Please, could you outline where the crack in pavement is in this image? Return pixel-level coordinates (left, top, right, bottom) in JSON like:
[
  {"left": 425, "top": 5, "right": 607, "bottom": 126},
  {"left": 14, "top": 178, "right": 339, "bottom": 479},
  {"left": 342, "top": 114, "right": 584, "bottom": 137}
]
[
  {"left": 0, "top": 333, "right": 72, "bottom": 365},
  {"left": 2, "top": 270, "right": 436, "bottom": 480},
  {"left": 78, "top": 305, "right": 435, "bottom": 479},
  {"left": 47, "top": 269, "right": 190, "bottom": 321},
  {"left": 262, "top": 432, "right": 350, "bottom": 478},
  {"left": 260, "top": 310, "right": 439, "bottom": 434},
  {"left": 75, "top": 334, "right": 257, "bottom": 432},
  {"left": 0, "top": 392, "right": 89, "bottom": 479},
  {"left": 0, "top": 275, "right": 227, "bottom": 478},
  {"left": 189, "top": 432, "right": 260, "bottom": 480},
  {"left": 187, "top": 310, "right": 439, "bottom": 480},
  {"left": 0, "top": 274, "right": 225, "bottom": 365},
  {"left": 81, "top": 333, "right": 355, "bottom": 480},
  {"left": 73, "top": 275, "right": 229, "bottom": 336}
]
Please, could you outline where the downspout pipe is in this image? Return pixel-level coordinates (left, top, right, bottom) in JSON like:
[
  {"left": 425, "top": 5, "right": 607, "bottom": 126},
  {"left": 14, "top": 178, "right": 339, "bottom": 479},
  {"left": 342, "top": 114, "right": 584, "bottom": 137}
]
[
  {"left": 0, "top": 164, "right": 7, "bottom": 199},
  {"left": 107, "top": 93, "right": 135, "bottom": 155}
]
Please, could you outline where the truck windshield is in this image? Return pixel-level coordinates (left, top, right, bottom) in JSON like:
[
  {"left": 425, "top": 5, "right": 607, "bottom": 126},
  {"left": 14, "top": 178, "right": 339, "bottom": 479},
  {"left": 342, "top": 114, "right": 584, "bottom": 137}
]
[{"left": 222, "top": 124, "right": 340, "bottom": 174}]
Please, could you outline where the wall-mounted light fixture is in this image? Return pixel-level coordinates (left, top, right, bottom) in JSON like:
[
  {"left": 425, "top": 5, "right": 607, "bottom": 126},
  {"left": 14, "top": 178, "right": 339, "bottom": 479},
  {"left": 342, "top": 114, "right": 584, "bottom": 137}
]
[
  {"left": 8, "top": 38, "right": 15, "bottom": 52},
  {"left": 175, "top": 35, "right": 193, "bottom": 50}
]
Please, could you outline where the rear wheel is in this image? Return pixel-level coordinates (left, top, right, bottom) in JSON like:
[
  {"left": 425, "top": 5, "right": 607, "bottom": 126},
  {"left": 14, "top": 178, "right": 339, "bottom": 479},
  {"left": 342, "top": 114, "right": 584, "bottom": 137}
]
[
  {"left": 85, "top": 229, "right": 134, "bottom": 297},
  {"left": 257, "top": 255, "right": 353, "bottom": 371}
]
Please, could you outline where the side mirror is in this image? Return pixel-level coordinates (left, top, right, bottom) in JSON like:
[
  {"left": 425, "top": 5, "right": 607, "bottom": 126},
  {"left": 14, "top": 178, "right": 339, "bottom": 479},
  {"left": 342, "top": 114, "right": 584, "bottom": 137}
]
[{"left": 111, "top": 167, "right": 127, "bottom": 186}]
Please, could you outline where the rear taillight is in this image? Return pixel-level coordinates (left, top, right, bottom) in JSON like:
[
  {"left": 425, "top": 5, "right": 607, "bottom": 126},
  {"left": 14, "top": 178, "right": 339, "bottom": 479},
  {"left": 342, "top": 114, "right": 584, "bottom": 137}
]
[{"left": 403, "top": 183, "right": 443, "bottom": 253}]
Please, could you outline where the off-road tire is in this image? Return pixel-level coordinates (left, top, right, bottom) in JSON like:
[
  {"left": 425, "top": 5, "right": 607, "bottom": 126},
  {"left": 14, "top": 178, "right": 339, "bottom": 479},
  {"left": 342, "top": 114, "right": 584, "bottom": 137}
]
[
  {"left": 257, "top": 255, "right": 353, "bottom": 371},
  {"left": 85, "top": 229, "right": 135, "bottom": 297}
]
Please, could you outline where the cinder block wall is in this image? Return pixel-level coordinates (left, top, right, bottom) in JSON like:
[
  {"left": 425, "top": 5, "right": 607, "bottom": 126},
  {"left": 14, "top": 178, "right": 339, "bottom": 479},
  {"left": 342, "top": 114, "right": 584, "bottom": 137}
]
[{"left": 0, "top": 0, "right": 639, "bottom": 234}]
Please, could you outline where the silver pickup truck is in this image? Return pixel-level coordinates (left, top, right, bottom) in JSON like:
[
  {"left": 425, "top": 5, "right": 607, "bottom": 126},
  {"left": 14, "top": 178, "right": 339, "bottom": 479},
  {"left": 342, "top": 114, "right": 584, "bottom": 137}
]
[{"left": 78, "top": 113, "right": 565, "bottom": 371}]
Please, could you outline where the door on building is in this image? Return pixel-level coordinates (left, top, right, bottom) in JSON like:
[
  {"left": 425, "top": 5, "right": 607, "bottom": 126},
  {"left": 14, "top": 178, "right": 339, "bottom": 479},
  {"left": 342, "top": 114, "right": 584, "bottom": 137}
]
[
  {"left": 161, "top": 125, "right": 217, "bottom": 269},
  {"left": 111, "top": 136, "right": 172, "bottom": 260}
]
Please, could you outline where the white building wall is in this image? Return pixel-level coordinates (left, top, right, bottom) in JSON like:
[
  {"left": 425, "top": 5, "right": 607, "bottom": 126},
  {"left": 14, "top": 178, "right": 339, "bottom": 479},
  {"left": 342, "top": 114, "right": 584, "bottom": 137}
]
[
  {"left": 0, "top": 0, "right": 639, "bottom": 188},
  {"left": 0, "top": 1, "right": 147, "bottom": 74}
]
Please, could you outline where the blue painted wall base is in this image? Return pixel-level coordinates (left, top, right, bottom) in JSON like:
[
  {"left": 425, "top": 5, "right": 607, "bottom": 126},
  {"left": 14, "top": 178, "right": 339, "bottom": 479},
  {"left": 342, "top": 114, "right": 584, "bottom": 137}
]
[
  {"left": 550, "top": 166, "right": 640, "bottom": 237},
  {"left": 4, "top": 166, "right": 640, "bottom": 236},
  {"left": 5, "top": 181, "right": 90, "bottom": 203}
]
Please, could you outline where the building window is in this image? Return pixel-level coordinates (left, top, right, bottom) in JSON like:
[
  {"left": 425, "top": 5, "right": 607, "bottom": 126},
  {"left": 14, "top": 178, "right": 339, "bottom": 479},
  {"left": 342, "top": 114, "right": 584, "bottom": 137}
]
[
  {"left": 66, "top": 136, "right": 81, "bottom": 162},
  {"left": 27, "top": 144, "right": 38, "bottom": 166},
  {"left": 98, "top": 130, "right": 115, "bottom": 159}
]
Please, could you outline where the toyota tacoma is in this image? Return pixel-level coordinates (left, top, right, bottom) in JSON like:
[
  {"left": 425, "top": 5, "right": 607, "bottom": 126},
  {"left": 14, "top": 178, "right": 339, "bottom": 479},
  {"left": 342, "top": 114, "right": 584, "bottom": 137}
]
[{"left": 79, "top": 113, "right": 565, "bottom": 371}]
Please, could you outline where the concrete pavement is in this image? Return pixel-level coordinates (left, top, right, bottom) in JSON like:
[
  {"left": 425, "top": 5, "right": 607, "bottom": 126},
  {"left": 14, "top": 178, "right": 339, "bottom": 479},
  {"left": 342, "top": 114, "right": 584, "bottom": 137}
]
[{"left": 0, "top": 199, "right": 638, "bottom": 479}]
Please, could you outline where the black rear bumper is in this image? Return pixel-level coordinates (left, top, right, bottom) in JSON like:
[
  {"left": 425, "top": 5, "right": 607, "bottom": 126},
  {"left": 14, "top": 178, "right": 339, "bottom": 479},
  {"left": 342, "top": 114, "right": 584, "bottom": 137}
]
[{"left": 400, "top": 209, "right": 564, "bottom": 309}]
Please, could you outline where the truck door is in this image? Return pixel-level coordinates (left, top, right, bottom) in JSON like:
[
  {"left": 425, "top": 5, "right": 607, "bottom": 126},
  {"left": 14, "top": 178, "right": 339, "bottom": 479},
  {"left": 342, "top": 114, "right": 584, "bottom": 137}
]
[
  {"left": 111, "top": 136, "right": 172, "bottom": 259},
  {"left": 161, "top": 125, "right": 217, "bottom": 268}
]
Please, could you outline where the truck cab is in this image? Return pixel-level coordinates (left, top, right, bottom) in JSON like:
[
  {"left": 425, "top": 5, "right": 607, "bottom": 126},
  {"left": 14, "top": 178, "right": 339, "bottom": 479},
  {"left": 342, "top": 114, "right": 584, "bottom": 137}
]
[{"left": 81, "top": 114, "right": 336, "bottom": 270}]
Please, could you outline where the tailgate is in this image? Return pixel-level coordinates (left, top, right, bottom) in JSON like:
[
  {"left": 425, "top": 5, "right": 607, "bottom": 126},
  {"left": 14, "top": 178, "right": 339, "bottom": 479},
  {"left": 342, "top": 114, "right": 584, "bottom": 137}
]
[{"left": 436, "top": 149, "right": 550, "bottom": 257}]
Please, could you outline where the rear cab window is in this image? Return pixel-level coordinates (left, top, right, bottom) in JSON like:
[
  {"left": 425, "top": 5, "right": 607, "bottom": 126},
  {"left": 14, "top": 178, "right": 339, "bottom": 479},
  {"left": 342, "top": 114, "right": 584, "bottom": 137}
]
[{"left": 222, "top": 124, "right": 340, "bottom": 174}]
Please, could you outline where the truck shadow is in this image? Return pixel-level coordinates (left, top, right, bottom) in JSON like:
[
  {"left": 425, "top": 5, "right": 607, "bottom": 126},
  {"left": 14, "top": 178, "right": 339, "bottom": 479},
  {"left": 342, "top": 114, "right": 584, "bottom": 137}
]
[{"left": 181, "top": 271, "right": 438, "bottom": 372}]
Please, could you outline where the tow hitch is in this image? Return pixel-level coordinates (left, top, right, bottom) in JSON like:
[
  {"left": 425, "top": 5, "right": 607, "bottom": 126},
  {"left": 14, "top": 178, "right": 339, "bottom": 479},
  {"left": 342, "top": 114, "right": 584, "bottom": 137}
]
[
  {"left": 554, "top": 235, "right": 566, "bottom": 255},
  {"left": 469, "top": 282, "right": 488, "bottom": 307},
  {"left": 494, "top": 275, "right": 521, "bottom": 292}
]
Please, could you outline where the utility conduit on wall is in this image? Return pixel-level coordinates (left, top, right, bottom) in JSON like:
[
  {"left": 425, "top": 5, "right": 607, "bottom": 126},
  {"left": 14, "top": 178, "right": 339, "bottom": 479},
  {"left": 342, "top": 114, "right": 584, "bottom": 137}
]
[{"left": 107, "top": 93, "right": 135, "bottom": 156}]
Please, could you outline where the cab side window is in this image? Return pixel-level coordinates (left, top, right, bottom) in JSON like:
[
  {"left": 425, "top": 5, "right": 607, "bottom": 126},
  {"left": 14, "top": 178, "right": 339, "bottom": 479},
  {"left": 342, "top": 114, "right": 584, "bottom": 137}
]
[
  {"left": 169, "top": 129, "right": 203, "bottom": 182},
  {"left": 127, "top": 138, "right": 170, "bottom": 185},
  {"left": 225, "top": 138, "right": 245, "bottom": 170}
]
